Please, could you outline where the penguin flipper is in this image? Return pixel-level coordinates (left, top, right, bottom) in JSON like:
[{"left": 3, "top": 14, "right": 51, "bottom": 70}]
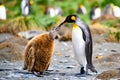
[
  {"left": 27, "top": 46, "right": 35, "bottom": 72},
  {"left": 85, "top": 41, "right": 97, "bottom": 73},
  {"left": 85, "top": 39, "right": 93, "bottom": 66}
]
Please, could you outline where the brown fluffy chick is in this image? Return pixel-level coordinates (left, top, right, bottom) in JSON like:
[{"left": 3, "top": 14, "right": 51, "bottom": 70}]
[{"left": 23, "top": 29, "right": 58, "bottom": 76}]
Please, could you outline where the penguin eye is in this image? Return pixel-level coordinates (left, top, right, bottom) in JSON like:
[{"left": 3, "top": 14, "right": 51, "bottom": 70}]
[{"left": 71, "top": 16, "right": 76, "bottom": 21}]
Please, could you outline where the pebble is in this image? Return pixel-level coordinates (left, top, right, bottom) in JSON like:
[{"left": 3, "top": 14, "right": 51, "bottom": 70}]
[
  {"left": 66, "top": 65, "right": 75, "bottom": 69},
  {"left": 65, "top": 55, "right": 70, "bottom": 58},
  {"left": 53, "top": 77, "right": 60, "bottom": 80},
  {"left": 59, "top": 60, "right": 68, "bottom": 63},
  {"left": 111, "top": 49, "right": 117, "bottom": 52},
  {"left": 18, "top": 30, "right": 44, "bottom": 40},
  {"left": 1, "top": 60, "right": 9, "bottom": 63},
  {"left": 0, "top": 33, "right": 14, "bottom": 43}
]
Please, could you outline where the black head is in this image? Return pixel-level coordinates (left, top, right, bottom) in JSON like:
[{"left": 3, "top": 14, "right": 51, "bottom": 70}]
[
  {"left": 64, "top": 14, "right": 77, "bottom": 23},
  {"left": 0, "top": 3, "right": 2, "bottom": 5},
  {"left": 54, "top": 15, "right": 77, "bottom": 33}
]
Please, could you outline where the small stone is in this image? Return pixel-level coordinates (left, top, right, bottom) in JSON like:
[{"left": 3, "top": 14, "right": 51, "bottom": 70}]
[
  {"left": 66, "top": 65, "right": 75, "bottom": 69},
  {"left": 111, "top": 50, "right": 117, "bottom": 52},
  {"left": 2, "top": 60, "right": 9, "bottom": 63},
  {"left": 96, "top": 55, "right": 103, "bottom": 59},
  {"left": 53, "top": 77, "right": 60, "bottom": 80},
  {"left": 96, "top": 53, "right": 104, "bottom": 59},
  {"left": 47, "top": 67, "right": 54, "bottom": 71},
  {"left": 65, "top": 55, "right": 70, "bottom": 57},
  {"left": 59, "top": 60, "right": 68, "bottom": 63}
]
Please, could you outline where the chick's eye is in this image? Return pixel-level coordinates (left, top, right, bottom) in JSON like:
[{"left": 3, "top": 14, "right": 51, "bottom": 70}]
[{"left": 71, "top": 16, "right": 76, "bottom": 21}]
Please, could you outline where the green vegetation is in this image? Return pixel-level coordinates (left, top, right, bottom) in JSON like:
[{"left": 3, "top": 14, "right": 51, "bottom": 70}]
[
  {"left": 1, "top": 0, "right": 120, "bottom": 26},
  {"left": 0, "top": 0, "right": 120, "bottom": 41},
  {"left": 101, "top": 19, "right": 120, "bottom": 28},
  {"left": 101, "top": 19, "right": 120, "bottom": 41}
]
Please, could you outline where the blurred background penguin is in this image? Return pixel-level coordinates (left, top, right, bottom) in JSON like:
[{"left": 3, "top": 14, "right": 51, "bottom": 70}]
[
  {"left": 0, "top": 2, "right": 6, "bottom": 20},
  {"left": 21, "top": 0, "right": 33, "bottom": 16}
]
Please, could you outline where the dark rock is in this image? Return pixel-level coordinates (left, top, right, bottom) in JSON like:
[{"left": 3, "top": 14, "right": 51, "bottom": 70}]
[
  {"left": 0, "top": 33, "right": 14, "bottom": 43},
  {"left": 1, "top": 60, "right": 9, "bottom": 63},
  {"left": 66, "top": 65, "right": 74, "bottom": 69},
  {"left": 96, "top": 69, "right": 120, "bottom": 79},
  {"left": 0, "top": 35, "right": 28, "bottom": 61},
  {"left": 111, "top": 50, "right": 117, "bottom": 52},
  {"left": 18, "top": 30, "right": 45, "bottom": 40}
]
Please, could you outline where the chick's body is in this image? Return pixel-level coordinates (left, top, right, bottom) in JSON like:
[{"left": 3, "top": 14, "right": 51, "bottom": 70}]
[{"left": 24, "top": 32, "right": 55, "bottom": 73}]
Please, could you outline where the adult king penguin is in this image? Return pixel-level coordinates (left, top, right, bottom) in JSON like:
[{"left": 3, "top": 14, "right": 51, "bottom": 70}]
[
  {"left": 0, "top": 3, "right": 6, "bottom": 20},
  {"left": 21, "top": 0, "right": 33, "bottom": 16},
  {"left": 59, "top": 15, "right": 97, "bottom": 76}
]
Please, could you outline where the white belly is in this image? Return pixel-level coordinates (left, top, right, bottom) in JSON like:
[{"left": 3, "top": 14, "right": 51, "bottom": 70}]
[
  {"left": 0, "top": 6, "right": 6, "bottom": 20},
  {"left": 72, "top": 28, "right": 87, "bottom": 67},
  {"left": 21, "top": 0, "right": 29, "bottom": 16}
]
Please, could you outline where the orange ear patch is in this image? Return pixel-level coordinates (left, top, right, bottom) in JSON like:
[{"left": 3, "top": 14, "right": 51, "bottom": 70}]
[
  {"left": 71, "top": 16, "right": 76, "bottom": 21},
  {"left": 30, "top": 0, "right": 33, "bottom": 5}
]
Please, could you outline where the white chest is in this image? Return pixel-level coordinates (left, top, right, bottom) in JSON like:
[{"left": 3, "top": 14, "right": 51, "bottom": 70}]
[
  {"left": 21, "top": 0, "right": 29, "bottom": 15},
  {"left": 0, "top": 6, "right": 6, "bottom": 20},
  {"left": 72, "top": 27, "right": 85, "bottom": 48},
  {"left": 72, "top": 27, "right": 86, "bottom": 66}
]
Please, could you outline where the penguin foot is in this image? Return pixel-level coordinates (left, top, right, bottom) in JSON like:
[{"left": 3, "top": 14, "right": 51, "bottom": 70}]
[
  {"left": 89, "top": 67, "right": 97, "bottom": 73},
  {"left": 75, "top": 72, "right": 93, "bottom": 77},
  {"left": 87, "top": 65, "right": 97, "bottom": 73},
  {"left": 75, "top": 73, "right": 87, "bottom": 77},
  {"left": 33, "top": 72, "right": 43, "bottom": 77},
  {"left": 23, "top": 66, "right": 27, "bottom": 70},
  {"left": 75, "top": 67, "right": 87, "bottom": 77}
]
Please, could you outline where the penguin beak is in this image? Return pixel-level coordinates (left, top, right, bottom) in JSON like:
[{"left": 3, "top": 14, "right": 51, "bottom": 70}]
[{"left": 55, "top": 21, "right": 66, "bottom": 31}]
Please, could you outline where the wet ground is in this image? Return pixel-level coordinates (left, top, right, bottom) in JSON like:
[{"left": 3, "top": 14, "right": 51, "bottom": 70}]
[{"left": 0, "top": 34, "right": 120, "bottom": 80}]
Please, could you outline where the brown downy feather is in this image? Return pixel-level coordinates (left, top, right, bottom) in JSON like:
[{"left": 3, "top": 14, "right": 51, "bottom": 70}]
[{"left": 23, "top": 32, "right": 56, "bottom": 74}]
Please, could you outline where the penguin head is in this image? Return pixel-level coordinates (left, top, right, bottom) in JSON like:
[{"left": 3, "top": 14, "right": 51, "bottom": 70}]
[
  {"left": 29, "top": 0, "right": 33, "bottom": 5},
  {"left": 79, "top": 4, "right": 83, "bottom": 8},
  {"left": 54, "top": 15, "right": 78, "bottom": 31},
  {"left": 0, "top": 3, "right": 2, "bottom": 5},
  {"left": 63, "top": 15, "right": 77, "bottom": 23},
  {"left": 49, "top": 28, "right": 58, "bottom": 40}
]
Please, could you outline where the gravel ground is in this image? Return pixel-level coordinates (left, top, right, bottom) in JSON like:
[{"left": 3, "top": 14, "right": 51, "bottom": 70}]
[{"left": 0, "top": 35, "right": 120, "bottom": 80}]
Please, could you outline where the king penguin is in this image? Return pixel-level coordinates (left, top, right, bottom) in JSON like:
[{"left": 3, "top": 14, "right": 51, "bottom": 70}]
[
  {"left": 90, "top": 5, "right": 101, "bottom": 20},
  {"left": 77, "top": 4, "right": 87, "bottom": 14},
  {"left": 0, "top": 3, "right": 6, "bottom": 20},
  {"left": 21, "top": 0, "right": 33, "bottom": 16},
  {"left": 58, "top": 15, "right": 97, "bottom": 76}
]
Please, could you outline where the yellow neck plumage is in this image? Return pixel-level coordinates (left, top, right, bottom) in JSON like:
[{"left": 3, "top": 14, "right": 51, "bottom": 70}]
[
  {"left": 30, "top": 0, "right": 33, "bottom": 5},
  {"left": 73, "top": 24, "right": 79, "bottom": 29},
  {"left": 0, "top": 5, "right": 4, "bottom": 8}
]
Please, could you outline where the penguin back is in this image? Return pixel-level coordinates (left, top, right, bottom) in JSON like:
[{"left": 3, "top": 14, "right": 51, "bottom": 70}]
[{"left": 24, "top": 32, "right": 55, "bottom": 72}]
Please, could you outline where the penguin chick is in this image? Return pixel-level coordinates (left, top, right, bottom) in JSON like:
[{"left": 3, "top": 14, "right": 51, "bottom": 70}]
[{"left": 23, "top": 29, "right": 58, "bottom": 76}]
